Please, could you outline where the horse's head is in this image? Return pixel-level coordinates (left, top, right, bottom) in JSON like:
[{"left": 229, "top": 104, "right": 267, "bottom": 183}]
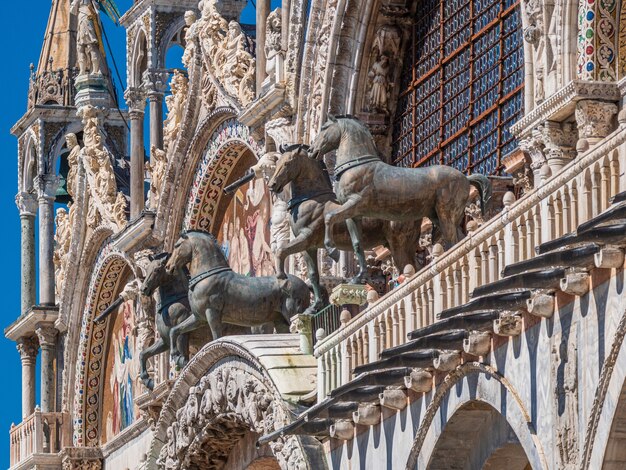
[
  {"left": 141, "top": 252, "right": 171, "bottom": 296},
  {"left": 268, "top": 144, "right": 311, "bottom": 194},
  {"left": 166, "top": 234, "right": 193, "bottom": 275},
  {"left": 309, "top": 115, "right": 342, "bottom": 160}
]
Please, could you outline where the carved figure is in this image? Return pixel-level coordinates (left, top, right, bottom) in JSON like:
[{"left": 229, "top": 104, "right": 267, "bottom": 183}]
[
  {"left": 54, "top": 208, "right": 71, "bottom": 298},
  {"left": 148, "top": 146, "right": 167, "bottom": 209},
  {"left": 367, "top": 55, "right": 391, "bottom": 114},
  {"left": 138, "top": 253, "right": 192, "bottom": 389},
  {"left": 65, "top": 133, "right": 81, "bottom": 198},
  {"left": 70, "top": 0, "right": 105, "bottom": 76},
  {"left": 309, "top": 116, "right": 492, "bottom": 282},
  {"left": 113, "top": 192, "right": 127, "bottom": 229},
  {"left": 182, "top": 10, "right": 199, "bottom": 68},
  {"left": 163, "top": 71, "right": 189, "bottom": 151},
  {"left": 265, "top": 8, "right": 282, "bottom": 79},
  {"left": 164, "top": 231, "right": 310, "bottom": 345}
]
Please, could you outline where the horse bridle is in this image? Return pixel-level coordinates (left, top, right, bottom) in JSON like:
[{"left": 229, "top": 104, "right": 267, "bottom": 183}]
[
  {"left": 188, "top": 266, "right": 233, "bottom": 291},
  {"left": 334, "top": 155, "right": 381, "bottom": 181},
  {"left": 156, "top": 292, "right": 189, "bottom": 315}
]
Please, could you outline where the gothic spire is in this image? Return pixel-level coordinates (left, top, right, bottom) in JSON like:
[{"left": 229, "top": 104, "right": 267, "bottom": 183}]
[{"left": 37, "top": 0, "right": 77, "bottom": 73}]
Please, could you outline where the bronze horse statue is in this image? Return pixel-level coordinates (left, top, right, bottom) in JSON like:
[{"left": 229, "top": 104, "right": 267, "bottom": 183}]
[
  {"left": 165, "top": 230, "right": 311, "bottom": 345},
  {"left": 309, "top": 116, "right": 492, "bottom": 263},
  {"left": 139, "top": 253, "right": 191, "bottom": 388},
  {"left": 267, "top": 144, "right": 421, "bottom": 303}
]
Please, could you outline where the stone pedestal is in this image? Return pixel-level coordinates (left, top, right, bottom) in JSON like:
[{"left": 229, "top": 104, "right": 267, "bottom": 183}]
[
  {"left": 330, "top": 284, "right": 369, "bottom": 306},
  {"left": 75, "top": 74, "right": 113, "bottom": 109},
  {"left": 17, "top": 337, "right": 38, "bottom": 419},
  {"left": 290, "top": 314, "right": 313, "bottom": 354},
  {"left": 16, "top": 192, "right": 37, "bottom": 314}
]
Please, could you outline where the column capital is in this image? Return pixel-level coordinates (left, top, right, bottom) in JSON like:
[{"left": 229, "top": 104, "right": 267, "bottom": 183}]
[
  {"left": 17, "top": 336, "right": 38, "bottom": 363},
  {"left": 575, "top": 100, "right": 619, "bottom": 151},
  {"left": 124, "top": 87, "right": 147, "bottom": 115},
  {"left": 34, "top": 174, "right": 61, "bottom": 202},
  {"left": 35, "top": 325, "right": 58, "bottom": 348},
  {"left": 15, "top": 192, "right": 38, "bottom": 217},
  {"left": 143, "top": 69, "right": 170, "bottom": 99}
]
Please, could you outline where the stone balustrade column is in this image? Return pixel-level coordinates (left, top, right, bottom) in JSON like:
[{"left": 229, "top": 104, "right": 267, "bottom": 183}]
[
  {"left": 35, "top": 175, "right": 60, "bottom": 306},
  {"left": 15, "top": 192, "right": 38, "bottom": 314},
  {"left": 125, "top": 88, "right": 147, "bottom": 219},
  {"left": 36, "top": 326, "right": 57, "bottom": 413},
  {"left": 143, "top": 70, "right": 169, "bottom": 153},
  {"left": 256, "top": 0, "right": 271, "bottom": 94},
  {"left": 17, "top": 337, "right": 38, "bottom": 419}
]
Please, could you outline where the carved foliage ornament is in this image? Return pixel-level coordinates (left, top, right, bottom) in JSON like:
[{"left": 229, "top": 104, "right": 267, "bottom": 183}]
[{"left": 157, "top": 365, "right": 307, "bottom": 470}]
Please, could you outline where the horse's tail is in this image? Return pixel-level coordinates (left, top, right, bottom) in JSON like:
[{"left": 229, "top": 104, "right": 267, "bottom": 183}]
[{"left": 466, "top": 174, "right": 492, "bottom": 215}]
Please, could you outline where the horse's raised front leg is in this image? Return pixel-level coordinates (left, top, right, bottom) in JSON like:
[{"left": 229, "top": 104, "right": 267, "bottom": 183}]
[
  {"left": 324, "top": 196, "right": 363, "bottom": 262},
  {"left": 303, "top": 249, "right": 327, "bottom": 314},
  {"left": 345, "top": 218, "right": 368, "bottom": 284},
  {"left": 139, "top": 339, "right": 168, "bottom": 390},
  {"left": 205, "top": 308, "right": 224, "bottom": 340},
  {"left": 169, "top": 314, "right": 205, "bottom": 368},
  {"left": 275, "top": 231, "right": 315, "bottom": 280}
]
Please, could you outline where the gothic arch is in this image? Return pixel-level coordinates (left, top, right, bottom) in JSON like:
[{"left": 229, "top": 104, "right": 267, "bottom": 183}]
[
  {"left": 148, "top": 337, "right": 327, "bottom": 469},
  {"left": 405, "top": 362, "right": 547, "bottom": 470},
  {"left": 21, "top": 131, "right": 39, "bottom": 192},
  {"left": 131, "top": 29, "right": 149, "bottom": 89},
  {"left": 70, "top": 241, "right": 138, "bottom": 447},
  {"left": 156, "top": 16, "right": 188, "bottom": 69}
]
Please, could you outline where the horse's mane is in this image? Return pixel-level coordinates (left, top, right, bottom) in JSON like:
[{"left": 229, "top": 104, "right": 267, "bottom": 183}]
[
  {"left": 280, "top": 143, "right": 311, "bottom": 154},
  {"left": 181, "top": 229, "right": 219, "bottom": 243}
]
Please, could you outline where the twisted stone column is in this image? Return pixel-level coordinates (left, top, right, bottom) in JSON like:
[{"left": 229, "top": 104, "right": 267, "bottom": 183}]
[
  {"left": 15, "top": 192, "right": 37, "bottom": 314},
  {"left": 36, "top": 326, "right": 57, "bottom": 413},
  {"left": 125, "top": 88, "right": 147, "bottom": 219},
  {"left": 35, "top": 175, "right": 60, "bottom": 306},
  {"left": 17, "top": 337, "right": 38, "bottom": 418}
]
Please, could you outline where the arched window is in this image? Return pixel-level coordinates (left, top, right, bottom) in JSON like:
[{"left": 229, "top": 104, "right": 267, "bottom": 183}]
[{"left": 392, "top": 0, "right": 524, "bottom": 174}]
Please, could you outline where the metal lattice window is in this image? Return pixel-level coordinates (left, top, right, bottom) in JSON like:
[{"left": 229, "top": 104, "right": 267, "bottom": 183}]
[{"left": 391, "top": 0, "right": 524, "bottom": 174}]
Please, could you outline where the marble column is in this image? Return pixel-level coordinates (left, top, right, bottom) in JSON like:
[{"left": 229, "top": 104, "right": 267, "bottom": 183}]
[
  {"left": 35, "top": 175, "right": 60, "bottom": 306},
  {"left": 144, "top": 70, "right": 169, "bottom": 153},
  {"left": 17, "top": 337, "right": 38, "bottom": 419},
  {"left": 256, "top": 0, "right": 271, "bottom": 94},
  {"left": 125, "top": 88, "right": 147, "bottom": 219},
  {"left": 15, "top": 192, "right": 38, "bottom": 314},
  {"left": 36, "top": 326, "right": 57, "bottom": 413}
]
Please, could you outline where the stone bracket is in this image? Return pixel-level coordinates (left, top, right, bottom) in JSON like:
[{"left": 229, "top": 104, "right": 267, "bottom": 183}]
[
  {"left": 594, "top": 245, "right": 625, "bottom": 269},
  {"left": 527, "top": 290, "right": 555, "bottom": 318},
  {"left": 433, "top": 351, "right": 461, "bottom": 371},
  {"left": 463, "top": 331, "right": 492, "bottom": 356},
  {"left": 493, "top": 312, "right": 523, "bottom": 336},
  {"left": 404, "top": 369, "right": 433, "bottom": 393}
]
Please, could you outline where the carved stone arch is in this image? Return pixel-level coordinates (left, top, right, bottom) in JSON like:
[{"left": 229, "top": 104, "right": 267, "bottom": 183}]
[
  {"left": 148, "top": 337, "right": 327, "bottom": 469},
  {"left": 159, "top": 107, "right": 263, "bottom": 248},
  {"left": 70, "top": 239, "right": 139, "bottom": 447},
  {"left": 21, "top": 129, "right": 39, "bottom": 192},
  {"left": 155, "top": 15, "right": 188, "bottom": 69},
  {"left": 131, "top": 28, "right": 150, "bottom": 89},
  {"left": 405, "top": 362, "right": 548, "bottom": 470}
]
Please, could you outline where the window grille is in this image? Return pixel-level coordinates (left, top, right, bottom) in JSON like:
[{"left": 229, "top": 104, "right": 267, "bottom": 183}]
[{"left": 391, "top": 0, "right": 524, "bottom": 174}]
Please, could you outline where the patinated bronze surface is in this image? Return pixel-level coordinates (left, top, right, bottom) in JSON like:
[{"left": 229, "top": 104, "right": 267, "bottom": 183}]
[
  {"left": 268, "top": 144, "right": 421, "bottom": 301},
  {"left": 139, "top": 253, "right": 191, "bottom": 385},
  {"left": 309, "top": 116, "right": 492, "bottom": 264},
  {"left": 165, "top": 230, "right": 311, "bottom": 347}
]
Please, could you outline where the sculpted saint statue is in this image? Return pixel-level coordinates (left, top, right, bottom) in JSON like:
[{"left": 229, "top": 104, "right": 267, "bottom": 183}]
[
  {"left": 65, "top": 133, "right": 82, "bottom": 198},
  {"left": 71, "top": 0, "right": 105, "bottom": 76},
  {"left": 147, "top": 146, "right": 167, "bottom": 209},
  {"left": 368, "top": 54, "right": 391, "bottom": 114}
]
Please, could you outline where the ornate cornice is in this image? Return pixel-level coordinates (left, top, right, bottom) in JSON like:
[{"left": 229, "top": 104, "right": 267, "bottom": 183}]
[{"left": 511, "top": 80, "right": 620, "bottom": 138}]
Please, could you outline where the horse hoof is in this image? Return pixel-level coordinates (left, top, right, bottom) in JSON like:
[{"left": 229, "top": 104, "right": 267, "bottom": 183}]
[{"left": 326, "top": 247, "right": 340, "bottom": 262}]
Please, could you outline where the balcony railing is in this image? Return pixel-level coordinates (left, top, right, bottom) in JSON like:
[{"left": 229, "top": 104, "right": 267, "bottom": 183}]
[
  {"left": 314, "top": 126, "right": 626, "bottom": 400},
  {"left": 10, "top": 411, "right": 70, "bottom": 468}
]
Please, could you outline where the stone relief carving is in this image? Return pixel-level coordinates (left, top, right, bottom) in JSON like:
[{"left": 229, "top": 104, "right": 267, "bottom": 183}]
[
  {"left": 65, "top": 133, "right": 82, "bottom": 199},
  {"left": 553, "top": 336, "right": 578, "bottom": 469},
  {"left": 163, "top": 71, "right": 189, "bottom": 153},
  {"left": 54, "top": 208, "right": 72, "bottom": 300},
  {"left": 187, "top": 0, "right": 256, "bottom": 107},
  {"left": 182, "top": 10, "right": 199, "bottom": 68},
  {"left": 71, "top": 0, "right": 105, "bottom": 76},
  {"left": 148, "top": 146, "right": 168, "bottom": 210},
  {"left": 78, "top": 105, "right": 126, "bottom": 230},
  {"left": 523, "top": 0, "right": 545, "bottom": 104},
  {"left": 265, "top": 8, "right": 283, "bottom": 83},
  {"left": 157, "top": 365, "right": 307, "bottom": 470}
]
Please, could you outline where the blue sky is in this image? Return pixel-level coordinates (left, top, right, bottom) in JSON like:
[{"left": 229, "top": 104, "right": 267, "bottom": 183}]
[{"left": 0, "top": 1, "right": 271, "bottom": 466}]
